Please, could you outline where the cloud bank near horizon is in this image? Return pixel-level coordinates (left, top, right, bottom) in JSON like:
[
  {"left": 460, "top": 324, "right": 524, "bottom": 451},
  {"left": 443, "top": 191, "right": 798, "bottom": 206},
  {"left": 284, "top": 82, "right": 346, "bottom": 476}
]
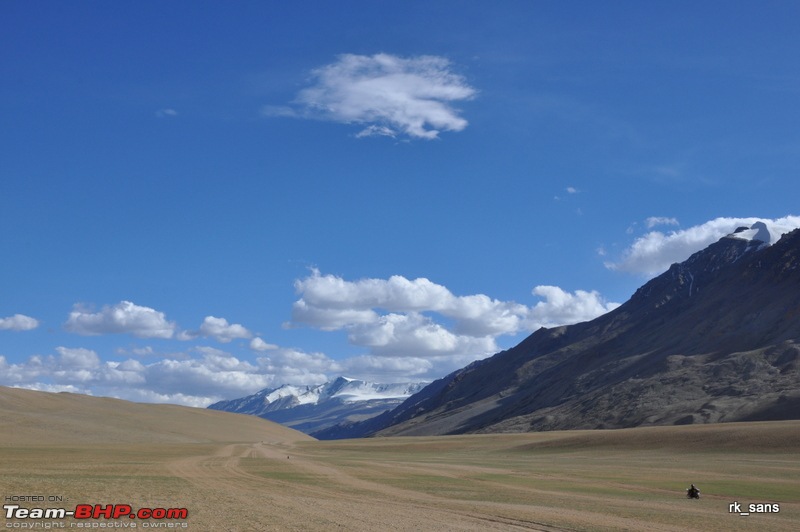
[
  {"left": 1, "top": 273, "right": 619, "bottom": 406},
  {"left": 5, "top": 214, "right": 798, "bottom": 407}
]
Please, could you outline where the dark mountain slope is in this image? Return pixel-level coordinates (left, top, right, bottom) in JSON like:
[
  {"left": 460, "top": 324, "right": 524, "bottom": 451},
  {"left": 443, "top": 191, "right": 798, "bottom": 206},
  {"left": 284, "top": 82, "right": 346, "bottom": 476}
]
[{"left": 354, "top": 226, "right": 800, "bottom": 437}]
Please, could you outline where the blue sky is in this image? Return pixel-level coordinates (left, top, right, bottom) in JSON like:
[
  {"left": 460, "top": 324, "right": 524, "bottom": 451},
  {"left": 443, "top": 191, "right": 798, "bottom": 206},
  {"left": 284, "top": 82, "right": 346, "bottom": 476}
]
[{"left": 2, "top": 1, "right": 800, "bottom": 406}]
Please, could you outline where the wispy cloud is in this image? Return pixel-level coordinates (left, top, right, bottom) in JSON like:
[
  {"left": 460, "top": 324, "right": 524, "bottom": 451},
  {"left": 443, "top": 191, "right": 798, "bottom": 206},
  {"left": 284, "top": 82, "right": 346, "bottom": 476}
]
[
  {"left": 554, "top": 186, "right": 581, "bottom": 201},
  {"left": 281, "top": 53, "right": 476, "bottom": 139},
  {"left": 607, "top": 215, "right": 800, "bottom": 276},
  {"left": 645, "top": 216, "right": 679, "bottom": 229}
]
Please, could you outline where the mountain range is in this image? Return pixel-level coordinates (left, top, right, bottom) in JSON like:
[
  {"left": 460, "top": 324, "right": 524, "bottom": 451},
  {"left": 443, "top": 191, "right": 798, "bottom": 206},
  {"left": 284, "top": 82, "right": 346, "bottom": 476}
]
[
  {"left": 207, "top": 376, "right": 426, "bottom": 436},
  {"left": 314, "top": 222, "right": 800, "bottom": 439}
]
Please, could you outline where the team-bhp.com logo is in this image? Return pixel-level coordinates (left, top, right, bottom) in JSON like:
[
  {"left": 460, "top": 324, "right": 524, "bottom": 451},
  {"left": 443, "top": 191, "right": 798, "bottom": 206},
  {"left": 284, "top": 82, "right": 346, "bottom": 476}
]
[{"left": 4, "top": 504, "right": 188, "bottom": 527}]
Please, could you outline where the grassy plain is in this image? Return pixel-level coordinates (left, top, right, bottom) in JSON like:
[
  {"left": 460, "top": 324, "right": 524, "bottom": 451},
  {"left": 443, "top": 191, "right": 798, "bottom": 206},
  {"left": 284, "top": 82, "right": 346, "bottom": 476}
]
[{"left": 2, "top": 387, "right": 799, "bottom": 531}]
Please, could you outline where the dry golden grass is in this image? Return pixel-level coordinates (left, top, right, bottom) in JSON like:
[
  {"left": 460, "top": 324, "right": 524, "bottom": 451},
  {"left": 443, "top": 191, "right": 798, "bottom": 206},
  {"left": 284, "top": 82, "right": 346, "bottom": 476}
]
[
  {"left": 2, "top": 386, "right": 798, "bottom": 531},
  {"left": 0, "top": 386, "right": 313, "bottom": 444}
]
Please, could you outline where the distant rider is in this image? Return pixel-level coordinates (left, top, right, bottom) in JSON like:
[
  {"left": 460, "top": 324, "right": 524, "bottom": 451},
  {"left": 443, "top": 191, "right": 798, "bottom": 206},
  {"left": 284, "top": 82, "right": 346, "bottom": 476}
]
[{"left": 687, "top": 484, "right": 700, "bottom": 499}]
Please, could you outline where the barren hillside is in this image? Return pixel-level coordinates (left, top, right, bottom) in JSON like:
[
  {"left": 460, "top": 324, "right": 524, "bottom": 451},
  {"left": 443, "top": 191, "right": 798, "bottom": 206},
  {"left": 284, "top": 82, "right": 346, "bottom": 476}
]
[{"left": 0, "top": 386, "right": 314, "bottom": 445}]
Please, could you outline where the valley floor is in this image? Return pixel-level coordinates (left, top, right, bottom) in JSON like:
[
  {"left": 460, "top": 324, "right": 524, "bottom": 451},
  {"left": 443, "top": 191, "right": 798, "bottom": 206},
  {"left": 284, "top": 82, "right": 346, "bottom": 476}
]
[{"left": 2, "top": 422, "right": 799, "bottom": 531}]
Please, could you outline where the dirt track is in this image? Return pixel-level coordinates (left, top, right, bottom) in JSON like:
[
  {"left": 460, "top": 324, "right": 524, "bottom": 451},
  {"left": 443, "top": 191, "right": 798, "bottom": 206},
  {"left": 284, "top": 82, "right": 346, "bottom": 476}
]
[
  {"left": 161, "top": 438, "right": 798, "bottom": 531},
  {"left": 165, "top": 441, "right": 566, "bottom": 531}
]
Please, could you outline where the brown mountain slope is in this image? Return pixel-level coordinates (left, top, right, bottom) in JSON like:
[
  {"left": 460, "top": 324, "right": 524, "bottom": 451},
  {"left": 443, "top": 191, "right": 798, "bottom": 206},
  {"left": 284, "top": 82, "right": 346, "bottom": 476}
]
[
  {"left": 0, "top": 386, "right": 314, "bottom": 445},
  {"left": 367, "top": 227, "right": 800, "bottom": 437}
]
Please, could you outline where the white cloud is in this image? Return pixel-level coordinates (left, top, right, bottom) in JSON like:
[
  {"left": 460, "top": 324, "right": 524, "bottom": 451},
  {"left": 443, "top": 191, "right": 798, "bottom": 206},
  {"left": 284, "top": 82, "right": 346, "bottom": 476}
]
[
  {"left": 292, "top": 270, "right": 619, "bottom": 364},
  {"left": 290, "top": 53, "right": 476, "bottom": 139},
  {"left": 339, "top": 352, "right": 489, "bottom": 383},
  {"left": 0, "top": 346, "right": 292, "bottom": 407},
  {"left": 290, "top": 299, "right": 379, "bottom": 330},
  {"left": 197, "top": 316, "right": 253, "bottom": 343},
  {"left": 347, "top": 312, "right": 499, "bottom": 358},
  {"left": 566, "top": 186, "right": 579, "bottom": 194},
  {"left": 294, "top": 271, "right": 452, "bottom": 313},
  {"left": 64, "top": 301, "right": 176, "bottom": 339},
  {"left": 607, "top": 215, "right": 800, "bottom": 276},
  {"left": 1, "top": 273, "right": 623, "bottom": 402},
  {"left": 155, "top": 108, "right": 177, "bottom": 118},
  {"left": 0, "top": 314, "right": 39, "bottom": 331},
  {"left": 527, "top": 286, "right": 621, "bottom": 329},
  {"left": 55, "top": 346, "right": 101, "bottom": 369},
  {"left": 355, "top": 125, "right": 397, "bottom": 138},
  {"left": 249, "top": 337, "right": 278, "bottom": 352},
  {"left": 292, "top": 270, "right": 524, "bottom": 340},
  {"left": 257, "top": 348, "right": 341, "bottom": 383},
  {"left": 141, "top": 348, "right": 272, "bottom": 400},
  {"left": 341, "top": 354, "right": 434, "bottom": 379},
  {"left": 115, "top": 346, "right": 155, "bottom": 357},
  {"left": 4, "top": 265, "right": 627, "bottom": 403},
  {"left": 645, "top": 216, "right": 679, "bottom": 229}
]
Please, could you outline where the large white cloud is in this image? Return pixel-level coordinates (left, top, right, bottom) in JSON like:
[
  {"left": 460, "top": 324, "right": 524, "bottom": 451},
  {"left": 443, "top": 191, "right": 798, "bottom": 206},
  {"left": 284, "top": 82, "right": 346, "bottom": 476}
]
[
  {"left": 141, "top": 347, "right": 272, "bottom": 400},
  {"left": 256, "top": 348, "right": 341, "bottom": 384},
  {"left": 287, "top": 53, "right": 476, "bottom": 139},
  {"left": 3, "top": 269, "right": 623, "bottom": 403},
  {"left": 64, "top": 301, "right": 176, "bottom": 339},
  {"left": 526, "top": 286, "right": 621, "bottom": 329},
  {"left": 1, "top": 347, "right": 142, "bottom": 389},
  {"left": 0, "top": 314, "right": 39, "bottom": 331},
  {"left": 64, "top": 306, "right": 258, "bottom": 346},
  {"left": 291, "top": 299, "right": 379, "bottom": 330},
  {"left": 292, "top": 270, "right": 619, "bottom": 362},
  {"left": 607, "top": 215, "right": 800, "bottom": 276},
  {"left": 347, "top": 312, "right": 499, "bottom": 358}
]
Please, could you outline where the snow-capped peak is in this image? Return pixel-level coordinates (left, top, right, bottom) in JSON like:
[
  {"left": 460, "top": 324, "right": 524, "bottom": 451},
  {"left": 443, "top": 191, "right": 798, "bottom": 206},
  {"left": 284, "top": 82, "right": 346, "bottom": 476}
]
[
  {"left": 727, "top": 221, "right": 773, "bottom": 245},
  {"left": 260, "top": 377, "right": 426, "bottom": 407},
  {"left": 208, "top": 377, "right": 429, "bottom": 436},
  {"left": 263, "top": 384, "right": 322, "bottom": 406}
]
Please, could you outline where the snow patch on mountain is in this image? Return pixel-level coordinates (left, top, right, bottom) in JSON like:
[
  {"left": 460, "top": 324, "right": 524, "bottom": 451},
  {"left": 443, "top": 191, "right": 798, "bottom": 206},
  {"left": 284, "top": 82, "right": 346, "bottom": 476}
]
[
  {"left": 209, "top": 376, "right": 427, "bottom": 414},
  {"left": 728, "top": 221, "right": 772, "bottom": 246},
  {"left": 263, "top": 377, "right": 425, "bottom": 405},
  {"left": 207, "top": 377, "right": 428, "bottom": 436}
]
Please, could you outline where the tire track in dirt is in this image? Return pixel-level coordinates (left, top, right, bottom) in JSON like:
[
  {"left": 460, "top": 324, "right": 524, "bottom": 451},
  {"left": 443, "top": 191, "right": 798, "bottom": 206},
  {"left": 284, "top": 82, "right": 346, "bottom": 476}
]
[
  {"left": 269, "top": 445, "right": 767, "bottom": 532},
  {"left": 158, "top": 440, "right": 800, "bottom": 532},
  {"left": 169, "top": 442, "right": 795, "bottom": 532},
  {"left": 167, "top": 442, "right": 562, "bottom": 530}
]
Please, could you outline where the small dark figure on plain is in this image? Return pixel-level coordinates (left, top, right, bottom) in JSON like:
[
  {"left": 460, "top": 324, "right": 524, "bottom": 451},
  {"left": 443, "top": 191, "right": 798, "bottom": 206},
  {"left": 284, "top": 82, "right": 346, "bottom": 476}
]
[{"left": 686, "top": 484, "right": 700, "bottom": 499}]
